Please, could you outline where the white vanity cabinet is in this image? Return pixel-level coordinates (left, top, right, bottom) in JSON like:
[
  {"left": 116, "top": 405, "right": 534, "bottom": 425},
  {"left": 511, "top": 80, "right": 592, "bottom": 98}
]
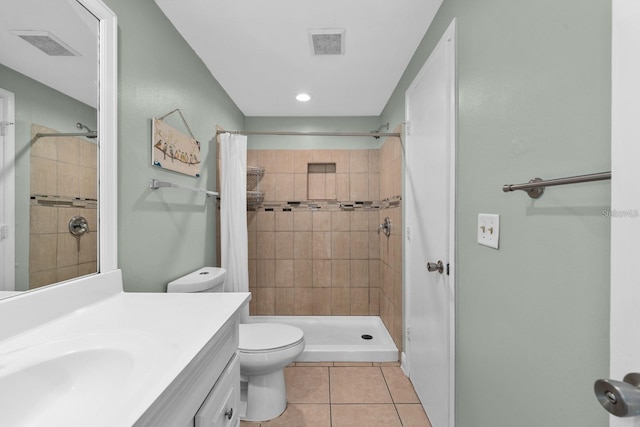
[
  {"left": 195, "top": 353, "right": 240, "bottom": 427},
  {"left": 135, "top": 313, "right": 241, "bottom": 427},
  {"left": 0, "top": 270, "right": 250, "bottom": 427}
]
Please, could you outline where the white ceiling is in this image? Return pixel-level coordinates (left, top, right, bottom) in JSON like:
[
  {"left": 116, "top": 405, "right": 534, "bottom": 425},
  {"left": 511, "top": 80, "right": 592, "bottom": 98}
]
[
  {"left": 154, "top": 0, "right": 443, "bottom": 117},
  {"left": 0, "top": 0, "right": 98, "bottom": 107}
]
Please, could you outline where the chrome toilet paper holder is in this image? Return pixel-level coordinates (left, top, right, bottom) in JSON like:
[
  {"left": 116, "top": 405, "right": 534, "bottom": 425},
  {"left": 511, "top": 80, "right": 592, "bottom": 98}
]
[{"left": 595, "top": 373, "right": 640, "bottom": 417}]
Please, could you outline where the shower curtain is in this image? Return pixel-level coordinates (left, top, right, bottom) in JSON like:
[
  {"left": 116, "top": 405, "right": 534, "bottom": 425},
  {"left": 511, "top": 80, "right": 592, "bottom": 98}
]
[{"left": 219, "top": 133, "right": 249, "bottom": 322}]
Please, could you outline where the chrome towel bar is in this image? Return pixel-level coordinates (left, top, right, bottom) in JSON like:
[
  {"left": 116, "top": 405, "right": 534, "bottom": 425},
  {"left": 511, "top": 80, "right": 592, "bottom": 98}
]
[
  {"left": 502, "top": 171, "right": 611, "bottom": 199},
  {"left": 149, "top": 178, "right": 218, "bottom": 197}
]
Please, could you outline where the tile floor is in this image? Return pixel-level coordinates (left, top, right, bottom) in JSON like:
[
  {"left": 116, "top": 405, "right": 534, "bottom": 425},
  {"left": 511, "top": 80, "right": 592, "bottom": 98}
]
[{"left": 240, "top": 362, "right": 432, "bottom": 427}]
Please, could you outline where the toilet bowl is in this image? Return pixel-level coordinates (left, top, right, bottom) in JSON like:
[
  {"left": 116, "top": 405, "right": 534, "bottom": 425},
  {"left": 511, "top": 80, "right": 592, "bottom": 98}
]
[
  {"left": 167, "top": 267, "right": 305, "bottom": 422},
  {"left": 239, "top": 323, "right": 304, "bottom": 421}
]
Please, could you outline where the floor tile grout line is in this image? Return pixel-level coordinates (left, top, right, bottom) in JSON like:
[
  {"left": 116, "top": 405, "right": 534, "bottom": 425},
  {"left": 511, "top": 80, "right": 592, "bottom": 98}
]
[
  {"left": 380, "top": 365, "right": 405, "bottom": 425},
  {"left": 330, "top": 402, "right": 402, "bottom": 406},
  {"left": 327, "top": 365, "right": 333, "bottom": 425},
  {"left": 379, "top": 366, "right": 396, "bottom": 403}
]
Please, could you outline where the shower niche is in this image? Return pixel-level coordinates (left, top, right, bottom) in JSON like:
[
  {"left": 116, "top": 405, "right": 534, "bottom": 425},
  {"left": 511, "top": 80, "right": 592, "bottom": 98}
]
[{"left": 307, "top": 162, "right": 337, "bottom": 200}]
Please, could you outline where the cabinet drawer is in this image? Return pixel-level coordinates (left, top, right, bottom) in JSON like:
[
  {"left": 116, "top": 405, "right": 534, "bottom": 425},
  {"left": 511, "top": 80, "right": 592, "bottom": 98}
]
[
  {"left": 135, "top": 314, "right": 240, "bottom": 426},
  {"left": 195, "top": 352, "right": 240, "bottom": 427}
]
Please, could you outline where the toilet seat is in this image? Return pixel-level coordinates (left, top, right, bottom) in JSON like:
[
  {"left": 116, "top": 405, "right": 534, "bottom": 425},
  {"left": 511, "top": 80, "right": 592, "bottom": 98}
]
[{"left": 239, "top": 323, "right": 304, "bottom": 353}]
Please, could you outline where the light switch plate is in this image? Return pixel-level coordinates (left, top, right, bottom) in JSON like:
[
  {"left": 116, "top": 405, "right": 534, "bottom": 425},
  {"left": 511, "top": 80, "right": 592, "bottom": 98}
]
[{"left": 478, "top": 213, "right": 500, "bottom": 249}]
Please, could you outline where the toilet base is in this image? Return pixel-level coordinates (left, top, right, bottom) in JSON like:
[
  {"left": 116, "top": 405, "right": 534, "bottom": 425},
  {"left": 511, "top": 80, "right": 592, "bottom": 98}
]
[{"left": 241, "top": 369, "right": 287, "bottom": 422}]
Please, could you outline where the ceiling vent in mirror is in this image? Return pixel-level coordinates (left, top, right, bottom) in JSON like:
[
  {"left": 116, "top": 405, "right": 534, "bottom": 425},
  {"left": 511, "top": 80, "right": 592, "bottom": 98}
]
[
  {"left": 12, "top": 31, "right": 80, "bottom": 57},
  {"left": 309, "top": 29, "right": 345, "bottom": 55}
]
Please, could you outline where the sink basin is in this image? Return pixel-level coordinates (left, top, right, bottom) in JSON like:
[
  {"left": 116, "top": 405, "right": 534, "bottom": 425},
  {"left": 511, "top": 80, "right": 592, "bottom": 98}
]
[
  {"left": 0, "top": 348, "right": 133, "bottom": 425},
  {"left": 0, "top": 330, "right": 158, "bottom": 426}
]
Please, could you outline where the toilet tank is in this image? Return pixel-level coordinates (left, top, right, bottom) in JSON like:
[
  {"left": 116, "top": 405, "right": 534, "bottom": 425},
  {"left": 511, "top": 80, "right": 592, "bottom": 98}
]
[{"left": 167, "top": 267, "right": 226, "bottom": 293}]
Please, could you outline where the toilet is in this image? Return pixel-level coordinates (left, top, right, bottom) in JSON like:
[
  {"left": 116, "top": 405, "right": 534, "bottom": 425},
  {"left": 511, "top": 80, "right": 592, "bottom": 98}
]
[{"left": 167, "top": 267, "right": 305, "bottom": 422}]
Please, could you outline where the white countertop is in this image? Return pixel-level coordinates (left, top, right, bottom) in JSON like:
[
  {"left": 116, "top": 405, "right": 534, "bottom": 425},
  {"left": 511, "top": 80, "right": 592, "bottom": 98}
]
[
  {"left": 0, "top": 291, "right": 20, "bottom": 300},
  {"left": 0, "top": 270, "right": 250, "bottom": 426}
]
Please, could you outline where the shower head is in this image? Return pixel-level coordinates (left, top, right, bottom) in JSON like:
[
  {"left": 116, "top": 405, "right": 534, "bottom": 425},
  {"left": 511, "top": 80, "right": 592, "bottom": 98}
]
[
  {"left": 76, "top": 122, "right": 97, "bottom": 138},
  {"left": 370, "top": 122, "right": 390, "bottom": 139}
]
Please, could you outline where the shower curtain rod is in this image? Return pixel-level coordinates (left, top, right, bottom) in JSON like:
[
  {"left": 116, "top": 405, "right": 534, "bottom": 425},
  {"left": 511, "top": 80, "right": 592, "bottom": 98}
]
[{"left": 216, "top": 130, "right": 401, "bottom": 138}]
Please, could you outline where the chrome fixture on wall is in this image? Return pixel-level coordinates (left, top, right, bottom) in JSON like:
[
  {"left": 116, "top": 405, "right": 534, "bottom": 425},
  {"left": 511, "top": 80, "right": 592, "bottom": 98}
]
[
  {"left": 68, "top": 216, "right": 89, "bottom": 236},
  {"left": 149, "top": 178, "right": 218, "bottom": 197},
  {"left": 32, "top": 122, "right": 98, "bottom": 142},
  {"left": 371, "top": 122, "right": 390, "bottom": 139},
  {"left": 594, "top": 373, "right": 640, "bottom": 417},
  {"left": 502, "top": 171, "right": 611, "bottom": 199},
  {"left": 76, "top": 122, "right": 97, "bottom": 138},
  {"left": 378, "top": 217, "right": 391, "bottom": 237}
]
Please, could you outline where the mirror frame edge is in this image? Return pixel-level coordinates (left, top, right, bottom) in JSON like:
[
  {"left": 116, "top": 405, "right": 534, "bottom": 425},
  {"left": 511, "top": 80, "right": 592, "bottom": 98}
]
[{"left": 80, "top": 0, "right": 118, "bottom": 273}]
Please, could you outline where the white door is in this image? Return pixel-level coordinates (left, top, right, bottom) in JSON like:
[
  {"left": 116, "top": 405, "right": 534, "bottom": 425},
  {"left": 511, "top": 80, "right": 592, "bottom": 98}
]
[
  {"left": 404, "top": 20, "right": 456, "bottom": 427},
  {"left": 609, "top": 1, "right": 640, "bottom": 426},
  {"left": 0, "top": 88, "right": 15, "bottom": 290}
]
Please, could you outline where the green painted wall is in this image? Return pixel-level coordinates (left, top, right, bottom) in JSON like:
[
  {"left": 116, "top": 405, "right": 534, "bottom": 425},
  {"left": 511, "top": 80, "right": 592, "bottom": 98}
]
[
  {"left": 103, "top": 0, "right": 244, "bottom": 292},
  {"left": 244, "top": 116, "right": 383, "bottom": 150},
  {"left": 0, "top": 64, "right": 96, "bottom": 290},
  {"left": 381, "top": 0, "right": 611, "bottom": 426}
]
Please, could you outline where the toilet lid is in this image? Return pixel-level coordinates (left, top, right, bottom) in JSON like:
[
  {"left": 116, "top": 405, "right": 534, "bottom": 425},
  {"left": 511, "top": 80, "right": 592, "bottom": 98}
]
[{"left": 239, "top": 323, "right": 304, "bottom": 352}]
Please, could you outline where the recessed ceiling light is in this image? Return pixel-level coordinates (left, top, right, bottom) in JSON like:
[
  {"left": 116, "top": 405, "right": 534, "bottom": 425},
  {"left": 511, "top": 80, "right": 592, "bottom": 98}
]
[{"left": 296, "top": 93, "right": 311, "bottom": 102}]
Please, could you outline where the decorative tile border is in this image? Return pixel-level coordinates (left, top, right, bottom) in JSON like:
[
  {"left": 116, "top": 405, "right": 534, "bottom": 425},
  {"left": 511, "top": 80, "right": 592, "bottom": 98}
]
[
  {"left": 31, "top": 195, "right": 98, "bottom": 208},
  {"left": 247, "top": 195, "right": 402, "bottom": 212}
]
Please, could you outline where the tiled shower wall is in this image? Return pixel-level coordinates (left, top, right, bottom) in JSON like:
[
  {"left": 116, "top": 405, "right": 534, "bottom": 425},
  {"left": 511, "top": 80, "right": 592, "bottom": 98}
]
[
  {"left": 378, "top": 131, "right": 403, "bottom": 350},
  {"left": 247, "top": 208, "right": 382, "bottom": 317},
  {"left": 246, "top": 149, "right": 380, "bottom": 203},
  {"left": 216, "top": 134, "right": 403, "bottom": 349},
  {"left": 245, "top": 148, "right": 381, "bottom": 317},
  {"left": 29, "top": 124, "right": 98, "bottom": 288}
]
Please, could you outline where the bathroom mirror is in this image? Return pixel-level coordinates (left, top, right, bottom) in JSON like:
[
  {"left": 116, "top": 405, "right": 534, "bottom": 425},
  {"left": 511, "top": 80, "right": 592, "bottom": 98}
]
[{"left": 0, "top": 0, "right": 117, "bottom": 293}]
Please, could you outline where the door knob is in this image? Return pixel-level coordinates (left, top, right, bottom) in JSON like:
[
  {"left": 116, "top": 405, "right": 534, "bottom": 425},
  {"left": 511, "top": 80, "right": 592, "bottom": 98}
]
[
  {"left": 427, "top": 260, "right": 444, "bottom": 274},
  {"left": 594, "top": 373, "right": 640, "bottom": 417},
  {"left": 224, "top": 407, "right": 233, "bottom": 420}
]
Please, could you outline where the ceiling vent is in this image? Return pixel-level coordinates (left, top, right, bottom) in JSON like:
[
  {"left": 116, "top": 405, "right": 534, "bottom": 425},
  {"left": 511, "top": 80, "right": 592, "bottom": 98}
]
[
  {"left": 309, "top": 29, "right": 345, "bottom": 55},
  {"left": 12, "top": 31, "right": 79, "bottom": 57}
]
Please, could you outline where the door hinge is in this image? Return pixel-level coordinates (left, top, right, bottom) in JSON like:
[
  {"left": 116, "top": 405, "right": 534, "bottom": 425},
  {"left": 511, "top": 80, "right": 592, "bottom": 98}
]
[
  {"left": 0, "top": 122, "right": 14, "bottom": 136},
  {"left": 404, "top": 121, "right": 411, "bottom": 136},
  {"left": 0, "top": 225, "right": 8, "bottom": 241}
]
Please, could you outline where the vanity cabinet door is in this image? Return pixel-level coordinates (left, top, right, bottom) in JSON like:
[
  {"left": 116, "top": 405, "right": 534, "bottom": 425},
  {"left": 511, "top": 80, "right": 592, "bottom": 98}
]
[
  {"left": 195, "top": 352, "right": 240, "bottom": 427},
  {"left": 135, "top": 315, "right": 240, "bottom": 427}
]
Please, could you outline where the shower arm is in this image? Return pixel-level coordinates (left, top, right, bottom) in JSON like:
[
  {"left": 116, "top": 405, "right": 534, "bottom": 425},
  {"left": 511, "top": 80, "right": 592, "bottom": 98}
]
[
  {"left": 32, "top": 122, "right": 97, "bottom": 141},
  {"left": 33, "top": 131, "right": 97, "bottom": 140}
]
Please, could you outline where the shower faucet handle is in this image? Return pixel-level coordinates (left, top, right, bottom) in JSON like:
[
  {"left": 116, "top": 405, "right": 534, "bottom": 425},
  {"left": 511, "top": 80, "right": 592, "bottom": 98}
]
[
  {"left": 69, "top": 216, "right": 89, "bottom": 236},
  {"left": 378, "top": 217, "right": 391, "bottom": 236}
]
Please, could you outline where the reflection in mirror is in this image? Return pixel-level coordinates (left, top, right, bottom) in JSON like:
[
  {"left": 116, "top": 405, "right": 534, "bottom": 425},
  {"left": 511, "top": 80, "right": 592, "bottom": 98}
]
[
  {"left": 28, "top": 123, "right": 98, "bottom": 288},
  {"left": 0, "top": 0, "right": 103, "bottom": 292}
]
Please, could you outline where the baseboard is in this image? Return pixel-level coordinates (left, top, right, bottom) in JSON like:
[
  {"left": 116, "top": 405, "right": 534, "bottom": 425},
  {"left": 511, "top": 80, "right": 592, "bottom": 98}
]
[{"left": 400, "top": 351, "right": 409, "bottom": 376}]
